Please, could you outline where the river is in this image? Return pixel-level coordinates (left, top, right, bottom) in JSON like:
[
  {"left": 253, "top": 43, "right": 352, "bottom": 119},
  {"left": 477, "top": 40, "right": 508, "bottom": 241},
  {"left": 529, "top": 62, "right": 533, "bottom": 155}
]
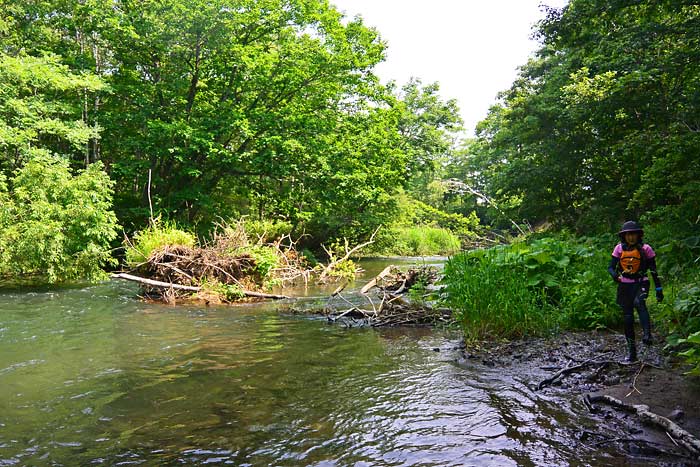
[{"left": 1, "top": 259, "right": 619, "bottom": 466}]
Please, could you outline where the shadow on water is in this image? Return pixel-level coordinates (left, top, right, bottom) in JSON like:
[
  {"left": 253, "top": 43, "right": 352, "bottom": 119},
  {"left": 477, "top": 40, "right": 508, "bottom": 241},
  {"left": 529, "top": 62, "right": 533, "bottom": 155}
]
[{"left": 0, "top": 259, "right": 624, "bottom": 466}]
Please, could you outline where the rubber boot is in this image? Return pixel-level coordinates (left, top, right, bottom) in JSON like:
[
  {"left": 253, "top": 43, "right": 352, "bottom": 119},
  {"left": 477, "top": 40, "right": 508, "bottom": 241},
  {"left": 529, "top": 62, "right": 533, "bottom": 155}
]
[
  {"left": 640, "top": 317, "right": 653, "bottom": 346},
  {"left": 638, "top": 305, "right": 653, "bottom": 346},
  {"left": 626, "top": 338, "right": 637, "bottom": 363}
]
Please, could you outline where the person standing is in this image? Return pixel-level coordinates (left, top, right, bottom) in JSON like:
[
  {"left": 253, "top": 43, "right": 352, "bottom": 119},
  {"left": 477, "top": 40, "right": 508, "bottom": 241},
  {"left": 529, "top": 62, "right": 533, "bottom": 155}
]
[{"left": 608, "top": 221, "right": 664, "bottom": 362}]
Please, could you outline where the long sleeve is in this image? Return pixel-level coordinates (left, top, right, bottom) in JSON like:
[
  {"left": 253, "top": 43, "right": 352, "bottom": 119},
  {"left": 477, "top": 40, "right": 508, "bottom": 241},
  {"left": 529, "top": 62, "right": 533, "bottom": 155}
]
[{"left": 608, "top": 256, "right": 619, "bottom": 281}]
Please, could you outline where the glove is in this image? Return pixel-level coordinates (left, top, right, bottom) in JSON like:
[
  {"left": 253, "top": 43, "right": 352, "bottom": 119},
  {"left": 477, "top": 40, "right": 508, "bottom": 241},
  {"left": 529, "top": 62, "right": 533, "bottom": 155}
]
[{"left": 656, "top": 287, "right": 664, "bottom": 303}]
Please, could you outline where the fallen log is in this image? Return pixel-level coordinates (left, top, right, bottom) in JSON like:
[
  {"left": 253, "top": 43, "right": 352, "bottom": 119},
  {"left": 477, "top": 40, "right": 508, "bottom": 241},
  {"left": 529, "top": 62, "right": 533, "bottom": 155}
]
[
  {"left": 318, "top": 227, "right": 380, "bottom": 283},
  {"left": 360, "top": 265, "right": 394, "bottom": 294},
  {"left": 585, "top": 394, "right": 700, "bottom": 458},
  {"left": 111, "top": 273, "right": 291, "bottom": 300}
]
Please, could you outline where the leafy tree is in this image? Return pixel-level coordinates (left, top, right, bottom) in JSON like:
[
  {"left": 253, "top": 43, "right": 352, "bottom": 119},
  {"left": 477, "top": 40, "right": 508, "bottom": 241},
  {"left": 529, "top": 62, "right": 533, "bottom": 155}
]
[
  {"left": 0, "top": 157, "right": 119, "bottom": 282},
  {"left": 470, "top": 0, "right": 700, "bottom": 232},
  {"left": 395, "top": 79, "right": 463, "bottom": 199},
  {"left": 0, "top": 52, "right": 105, "bottom": 174},
  {"left": 0, "top": 0, "right": 475, "bottom": 253}
]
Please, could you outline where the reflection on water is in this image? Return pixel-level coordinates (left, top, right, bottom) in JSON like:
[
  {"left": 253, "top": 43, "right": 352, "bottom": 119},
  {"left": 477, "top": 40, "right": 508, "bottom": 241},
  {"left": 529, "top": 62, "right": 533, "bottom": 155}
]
[{"left": 1, "top": 259, "right": 611, "bottom": 466}]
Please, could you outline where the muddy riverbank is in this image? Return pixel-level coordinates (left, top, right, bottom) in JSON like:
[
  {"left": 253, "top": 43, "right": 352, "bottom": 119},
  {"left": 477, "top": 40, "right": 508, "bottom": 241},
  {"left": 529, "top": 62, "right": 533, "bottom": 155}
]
[{"left": 457, "top": 330, "right": 700, "bottom": 465}]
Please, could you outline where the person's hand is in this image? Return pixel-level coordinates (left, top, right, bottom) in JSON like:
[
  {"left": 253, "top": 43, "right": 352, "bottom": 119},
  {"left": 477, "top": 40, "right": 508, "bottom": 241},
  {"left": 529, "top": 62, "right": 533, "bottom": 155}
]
[{"left": 656, "top": 288, "right": 664, "bottom": 303}]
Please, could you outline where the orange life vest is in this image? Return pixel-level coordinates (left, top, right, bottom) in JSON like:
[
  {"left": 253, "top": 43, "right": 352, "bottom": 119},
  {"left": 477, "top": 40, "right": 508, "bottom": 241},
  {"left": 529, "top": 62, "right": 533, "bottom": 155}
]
[{"left": 620, "top": 247, "right": 643, "bottom": 275}]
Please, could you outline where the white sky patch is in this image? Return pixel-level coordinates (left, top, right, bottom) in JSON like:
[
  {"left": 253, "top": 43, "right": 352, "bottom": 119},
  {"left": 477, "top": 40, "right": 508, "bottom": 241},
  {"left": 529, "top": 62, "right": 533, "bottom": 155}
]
[{"left": 332, "top": 0, "right": 569, "bottom": 135}]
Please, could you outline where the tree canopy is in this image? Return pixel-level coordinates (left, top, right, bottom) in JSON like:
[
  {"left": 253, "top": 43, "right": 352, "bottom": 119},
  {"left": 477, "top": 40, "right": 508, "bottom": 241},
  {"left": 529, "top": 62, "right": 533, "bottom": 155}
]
[
  {"left": 2, "top": 0, "right": 462, "bottom": 243},
  {"left": 462, "top": 0, "right": 700, "bottom": 232}
]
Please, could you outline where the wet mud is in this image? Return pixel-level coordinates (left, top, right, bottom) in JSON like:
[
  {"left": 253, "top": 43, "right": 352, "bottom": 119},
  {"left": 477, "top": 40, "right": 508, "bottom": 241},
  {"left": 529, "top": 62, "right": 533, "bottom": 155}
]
[{"left": 458, "top": 330, "right": 700, "bottom": 465}]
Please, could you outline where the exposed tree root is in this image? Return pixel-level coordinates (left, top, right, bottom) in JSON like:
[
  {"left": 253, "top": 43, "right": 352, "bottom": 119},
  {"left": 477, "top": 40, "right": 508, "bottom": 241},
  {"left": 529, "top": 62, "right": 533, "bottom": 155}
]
[{"left": 537, "top": 353, "right": 614, "bottom": 390}]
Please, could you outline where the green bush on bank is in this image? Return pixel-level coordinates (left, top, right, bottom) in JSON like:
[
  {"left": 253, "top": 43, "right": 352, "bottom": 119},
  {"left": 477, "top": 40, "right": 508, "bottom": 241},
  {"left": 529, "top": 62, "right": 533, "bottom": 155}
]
[
  {"left": 393, "top": 226, "right": 461, "bottom": 256},
  {"left": 366, "top": 193, "right": 479, "bottom": 256},
  {"left": 370, "top": 226, "right": 461, "bottom": 256},
  {"left": 243, "top": 219, "right": 293, "bottom": 243},
  {"left": 663, "top": 282, "right": 700, "bottom": 375},
  {"left": 641, "top": 219, "right": 700, "bottom": 373},
  {"left": 442, "top": 235, "right": 620, "bottom": 340},
  {"left": 0, "top": 157, "right": 119, "bottom": 283}
]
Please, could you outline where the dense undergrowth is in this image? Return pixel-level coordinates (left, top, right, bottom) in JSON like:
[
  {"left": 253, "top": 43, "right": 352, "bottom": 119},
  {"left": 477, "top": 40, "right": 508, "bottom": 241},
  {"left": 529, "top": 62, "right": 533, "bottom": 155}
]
[{"left": 442, "top": 235, "right": 620, "bottom": 340}]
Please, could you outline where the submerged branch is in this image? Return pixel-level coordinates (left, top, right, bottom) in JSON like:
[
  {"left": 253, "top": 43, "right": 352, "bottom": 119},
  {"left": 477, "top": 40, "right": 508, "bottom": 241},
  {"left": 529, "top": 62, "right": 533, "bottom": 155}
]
[{"left": 111, "top": 273, "right": 290, "bottom": 300}]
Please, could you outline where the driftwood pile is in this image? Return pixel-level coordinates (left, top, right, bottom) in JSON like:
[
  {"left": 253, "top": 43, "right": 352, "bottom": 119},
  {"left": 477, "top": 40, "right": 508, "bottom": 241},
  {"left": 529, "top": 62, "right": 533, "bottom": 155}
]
[
  {"left": 142, "top": 245, "right": 257, "bottom": 286},
  {"left": 323, "top": 265, "right": 449, "bottom": 327},
  {"left": 115, "top": 226, "right": 311, "bottom": 303},
  {"left": 113, "top": 224, "right": 382, "bottom": 304}
]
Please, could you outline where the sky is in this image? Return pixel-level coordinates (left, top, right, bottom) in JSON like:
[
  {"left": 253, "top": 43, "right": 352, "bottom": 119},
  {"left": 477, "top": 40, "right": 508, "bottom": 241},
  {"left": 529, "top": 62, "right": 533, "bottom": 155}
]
[{"left": 331, "top": 0, "right": 569, "bottom": 135}]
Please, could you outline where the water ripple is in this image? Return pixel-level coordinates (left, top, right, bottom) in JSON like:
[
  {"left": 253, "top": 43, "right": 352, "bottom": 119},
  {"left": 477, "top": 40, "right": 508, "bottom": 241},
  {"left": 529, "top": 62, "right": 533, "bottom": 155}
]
[{"left": 0, "top": 277, "right": 614, "bottom": 466}]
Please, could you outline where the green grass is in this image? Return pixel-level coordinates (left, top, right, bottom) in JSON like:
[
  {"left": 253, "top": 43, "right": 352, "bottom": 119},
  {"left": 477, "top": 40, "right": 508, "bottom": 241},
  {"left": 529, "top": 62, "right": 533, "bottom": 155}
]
[
  {"left": 125, "top": 222, "right": 196, "bottom": 266},
  {"left": 442, "top": 235, "right": 621, "bottom": 340},
  {"left": 375, "top": 226, "right": 461, "bottom": 256}
]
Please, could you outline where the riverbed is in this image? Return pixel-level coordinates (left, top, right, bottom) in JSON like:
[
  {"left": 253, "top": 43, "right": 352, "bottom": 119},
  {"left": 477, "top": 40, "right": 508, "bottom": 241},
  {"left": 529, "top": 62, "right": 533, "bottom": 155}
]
[{"left": 0, "top": 258, "right": 669, "bottom": 466}]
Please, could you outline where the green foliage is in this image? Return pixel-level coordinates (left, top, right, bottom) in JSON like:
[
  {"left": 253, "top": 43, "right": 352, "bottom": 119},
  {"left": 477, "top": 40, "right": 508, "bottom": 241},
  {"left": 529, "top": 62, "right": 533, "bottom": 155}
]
[
  {"left": 395, "top": 79, "right": 463, "bottom": 193},
  {"left": 243, "top": 219, "right": 293, "bottom": 244},
  {"left": 0, "top": 0, "right": 471, "bottom": 250},
  {"left": 125, "top": 222, "right": 196, "bottom": 266},
  {"left": 200, "top": 279, "right": 245, "bottom": 302},
  {"left": 245, "top": 245, "right": 281, "bottom": 284},
  {"left": 677, "top": 331, "right": 700, "bottom": 375},
  {"left": 322, "top": 258, "right": 358, "bottom": 282},
  {"left": 457, "top": 0, "right": 700, "bottom": 233},
  {"left": 300, "top": 249, "right": 319, "bottom": 267},
  {"left": 409, "top": 199, "right": 479, "bottom": 238},
  {"left": 659, "top": 279, "right": 700, "bottom": 373},
  {"left": 0, "top": 157, "right": 119, "bottom": 282},
  {"left": 0, "top": 52, "right": 106, "bottom": 173},
  {"left": 386, "top": 226, "right": 461, "bottom": 257},
  {"left": 443, "top": 248, "right": 556, "bottom": 340},
  {"left": 442, "top": 235, "right": 620, "bottom": 340},
  {"left": 366, "top": 192, "right": 480, "bottom": 256}
]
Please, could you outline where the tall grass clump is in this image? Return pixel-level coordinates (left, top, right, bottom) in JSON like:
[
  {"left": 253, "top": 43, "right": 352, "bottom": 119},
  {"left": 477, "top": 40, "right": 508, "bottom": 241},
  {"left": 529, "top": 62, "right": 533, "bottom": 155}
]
[
  {"left": 125, "top": 221, "right": 196, "bottom": 266},
  {"left": 443, "top": 246, "right": 559, "bottom": 340},
  {"left": 442, "top": 235, "right": 621, "bottom": 340},
  {"left": 375, "top": 226, "right": 461, "bottom": 256}
]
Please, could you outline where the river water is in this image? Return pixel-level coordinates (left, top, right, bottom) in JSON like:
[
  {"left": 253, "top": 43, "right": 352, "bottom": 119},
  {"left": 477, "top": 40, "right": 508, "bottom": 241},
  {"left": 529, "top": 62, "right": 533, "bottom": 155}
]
[{"left": 1, "top": 259, "right": 617, "bottom": 466}]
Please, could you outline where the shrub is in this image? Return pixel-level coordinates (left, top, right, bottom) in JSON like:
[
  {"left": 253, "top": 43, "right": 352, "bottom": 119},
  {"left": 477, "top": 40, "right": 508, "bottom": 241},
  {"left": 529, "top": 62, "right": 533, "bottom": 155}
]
[
  {"left": 442, "top": 235, "right": 621, "bottom": 340},
  {"left": 379, "top": 226, "right": 461, "bottom": 256},
  {"left": 125, "top": 221, "right": 196, "bottom": 266},
  {"left": 0, "top": 157, "right": 119, "bottom": 282},
  {"left": 243, "top": 218, "right": 293, "bottom": 243},
  {"left": 246, "top": 245, "right": 281, "bottom": 283},
  {"left": 660, "top": 279, "right": 700, "bottom": 373},
  {"left": 677, "top": 331, "right": 700, "bottom": 375}
]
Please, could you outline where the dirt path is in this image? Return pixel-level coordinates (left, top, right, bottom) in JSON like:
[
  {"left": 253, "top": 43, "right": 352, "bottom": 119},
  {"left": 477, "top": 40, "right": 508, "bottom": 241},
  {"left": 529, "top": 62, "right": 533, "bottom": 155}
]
[{"left": 458, "top": 330, "right": 700, "bottom": 465}]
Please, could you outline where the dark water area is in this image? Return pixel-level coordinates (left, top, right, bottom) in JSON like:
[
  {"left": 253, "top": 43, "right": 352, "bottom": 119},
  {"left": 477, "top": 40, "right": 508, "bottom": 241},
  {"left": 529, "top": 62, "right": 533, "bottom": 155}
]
[{"left": 0, "top": 259, "right": 628, "bottom": 466}]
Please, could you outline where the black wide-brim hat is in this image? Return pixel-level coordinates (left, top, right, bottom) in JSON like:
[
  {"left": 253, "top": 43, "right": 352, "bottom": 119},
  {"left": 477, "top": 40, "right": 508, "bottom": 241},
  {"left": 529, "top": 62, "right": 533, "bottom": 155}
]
[{"left": 618, "top": 220, "right": 644, "bottom": 236}]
